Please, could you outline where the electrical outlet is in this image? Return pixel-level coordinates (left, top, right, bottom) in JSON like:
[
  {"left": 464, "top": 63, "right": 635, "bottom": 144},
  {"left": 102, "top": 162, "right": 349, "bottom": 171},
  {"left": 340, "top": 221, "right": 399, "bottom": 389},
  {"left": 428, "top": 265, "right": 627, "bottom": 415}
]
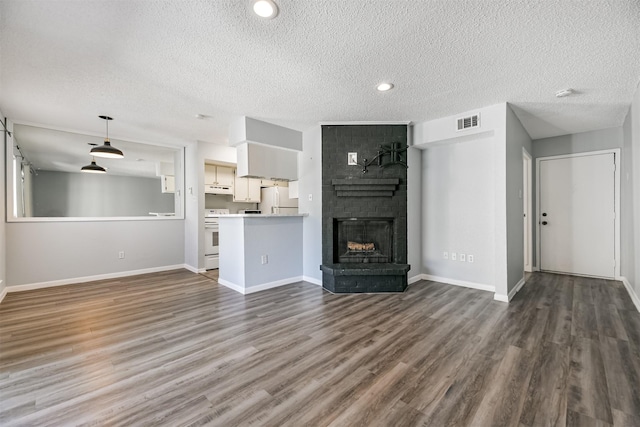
[
  {"left": 451, "top": 252, "right": 457, "bottom": 261},
  {"left": 118, "top": 251, "right": 125, "bottom": 259},
  {"left": 443, "top": 251, "right": 448, "bottom": 259},
  {"left": 468, "top": 255, "right": 474, "bottom": 263},
  {"left": 460, "top": 253, "right": 466, "bottom": 262},
  {"left": 261, "top": 255, "right": 268, "bottom": 265}
]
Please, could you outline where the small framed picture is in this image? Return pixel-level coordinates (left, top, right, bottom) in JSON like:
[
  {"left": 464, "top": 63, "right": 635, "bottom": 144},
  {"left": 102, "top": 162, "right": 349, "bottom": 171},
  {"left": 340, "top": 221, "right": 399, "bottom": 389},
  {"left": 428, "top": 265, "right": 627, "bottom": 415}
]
[{"left": 348, "top": 152, "right": 358, "bottom": 165}]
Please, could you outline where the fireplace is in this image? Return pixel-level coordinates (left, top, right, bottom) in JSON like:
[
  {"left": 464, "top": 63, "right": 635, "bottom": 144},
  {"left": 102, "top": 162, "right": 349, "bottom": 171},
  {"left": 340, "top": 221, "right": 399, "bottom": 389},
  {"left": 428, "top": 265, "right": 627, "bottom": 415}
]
[
  {"left": 334, "top": 218, "right": 393, "bottom": 264},
  {"left": 320, "top": 124, "right": 410, "bottom": 293}
]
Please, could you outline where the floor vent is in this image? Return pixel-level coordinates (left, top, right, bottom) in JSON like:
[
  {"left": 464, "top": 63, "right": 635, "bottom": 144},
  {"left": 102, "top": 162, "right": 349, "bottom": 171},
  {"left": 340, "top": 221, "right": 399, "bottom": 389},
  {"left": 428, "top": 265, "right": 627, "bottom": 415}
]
[{"left": 456, "top": 113, "right": 480, "bottom": 131}]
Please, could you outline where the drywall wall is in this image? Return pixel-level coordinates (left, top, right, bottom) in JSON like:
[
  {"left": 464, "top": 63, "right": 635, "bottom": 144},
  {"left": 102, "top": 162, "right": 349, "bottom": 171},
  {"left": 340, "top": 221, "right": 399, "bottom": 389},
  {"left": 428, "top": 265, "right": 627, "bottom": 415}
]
[
  {"left": 505, "top": 104, "right": 533, "bottom": 294},
  {"left": 204, "top": 194, "right": 258, "bottom": 212},
  {"left": 622, "top": 102, "right": 635, "bottom": 293},
  {"left": 0, "top": 114, "right": 7, "bottom": 298},
  {"left": 621, "top": 82, "right": 640, "bottom": 304},
  {"left": 531, "top": 127, "right": 624, "bottom": 267},
  {"left": 414, "top": 103, "right": 508, "bottom": 297},
  {"left": 299, "top": 125, "right": 322, "bottom": 284},
  {"left": 218, "top": 217, "right": 245, "bottom": 287},
  {"left": 6, "top": 219, "right": 184, "bottom": 286},
  {"left": 31, "top": 171, "right": 174, "bottom": 217},
  {"left": 406, "top": 142, "right": 422, "bottom": 282}
]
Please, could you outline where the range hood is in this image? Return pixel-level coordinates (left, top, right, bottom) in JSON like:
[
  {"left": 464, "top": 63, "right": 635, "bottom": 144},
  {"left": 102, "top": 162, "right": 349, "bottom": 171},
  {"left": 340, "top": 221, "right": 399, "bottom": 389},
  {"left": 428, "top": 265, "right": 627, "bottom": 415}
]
[
  {"left": 229, "top": 117, "right": 301, "bottom": 181},
  {"left": 236, "top": 142, "right": 298, "bottom": 181}
]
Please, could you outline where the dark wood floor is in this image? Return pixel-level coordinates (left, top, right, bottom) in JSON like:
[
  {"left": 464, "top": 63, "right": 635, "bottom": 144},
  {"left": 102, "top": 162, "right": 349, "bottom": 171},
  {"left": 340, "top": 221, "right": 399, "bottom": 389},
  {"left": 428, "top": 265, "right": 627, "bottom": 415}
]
[{"left": 1, "top": 270, "right": 639, "bottom": 426}]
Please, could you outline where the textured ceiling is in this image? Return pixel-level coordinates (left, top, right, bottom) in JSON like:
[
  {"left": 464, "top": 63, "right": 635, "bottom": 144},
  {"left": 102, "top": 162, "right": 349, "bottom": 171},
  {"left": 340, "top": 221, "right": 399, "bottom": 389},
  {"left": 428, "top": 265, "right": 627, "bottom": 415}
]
[{"left": 1, "top": 0, "right": 639, "bottom": 148}]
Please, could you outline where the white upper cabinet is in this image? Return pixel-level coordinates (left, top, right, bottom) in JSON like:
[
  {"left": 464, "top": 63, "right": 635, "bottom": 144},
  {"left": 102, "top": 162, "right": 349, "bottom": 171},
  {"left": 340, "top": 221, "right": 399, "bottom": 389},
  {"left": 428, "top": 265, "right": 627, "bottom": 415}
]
[
  {"left": 205, "top": 164, "right": 234, "bottom": 186},
  {"left": 233, "top": 170, "right": 261, "bottom": 203}
]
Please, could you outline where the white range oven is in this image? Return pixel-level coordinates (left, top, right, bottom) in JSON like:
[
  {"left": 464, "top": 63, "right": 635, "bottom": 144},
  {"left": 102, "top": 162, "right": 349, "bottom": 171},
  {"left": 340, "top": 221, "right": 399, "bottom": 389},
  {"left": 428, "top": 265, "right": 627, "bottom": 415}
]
[{"left": 204, "top": 209, "right": 229, "bottom": 270}]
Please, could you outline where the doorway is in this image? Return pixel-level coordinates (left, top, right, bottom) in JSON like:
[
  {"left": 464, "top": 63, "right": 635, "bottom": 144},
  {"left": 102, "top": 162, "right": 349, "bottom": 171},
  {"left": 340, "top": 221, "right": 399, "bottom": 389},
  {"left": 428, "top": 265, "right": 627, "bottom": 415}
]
[{"left": 536, "top": 150, "right": 620, "bottom": 279}]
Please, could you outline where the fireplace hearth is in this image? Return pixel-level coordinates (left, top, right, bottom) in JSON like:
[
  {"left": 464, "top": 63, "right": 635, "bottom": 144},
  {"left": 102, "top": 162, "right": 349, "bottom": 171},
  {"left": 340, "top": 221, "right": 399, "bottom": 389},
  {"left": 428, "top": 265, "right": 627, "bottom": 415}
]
[{"left": 321, "top": 125, "right": 409, "bottom": 293}]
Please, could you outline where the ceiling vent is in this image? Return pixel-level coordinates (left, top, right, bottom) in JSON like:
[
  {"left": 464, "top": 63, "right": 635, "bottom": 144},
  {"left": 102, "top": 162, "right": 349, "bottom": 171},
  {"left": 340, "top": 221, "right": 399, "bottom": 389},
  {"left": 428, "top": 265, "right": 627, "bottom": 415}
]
[{"left": 456, "top": 113, "right": 480, "bottom": 131}]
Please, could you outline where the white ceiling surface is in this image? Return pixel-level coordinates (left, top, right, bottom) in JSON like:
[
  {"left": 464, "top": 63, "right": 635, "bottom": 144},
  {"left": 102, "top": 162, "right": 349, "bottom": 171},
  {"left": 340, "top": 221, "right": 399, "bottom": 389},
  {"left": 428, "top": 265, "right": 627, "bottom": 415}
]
[{"left": 1, "top": 1, "right": 640, "bottom": 146}]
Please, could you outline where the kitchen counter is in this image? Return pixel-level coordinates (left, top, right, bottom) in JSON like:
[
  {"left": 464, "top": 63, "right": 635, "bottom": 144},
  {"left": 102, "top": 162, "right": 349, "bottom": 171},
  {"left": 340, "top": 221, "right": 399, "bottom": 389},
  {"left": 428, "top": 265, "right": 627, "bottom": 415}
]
[
  {"left": 217, "top": 215, "right": 303, "bottom": 294},
  {"left": 217, "top": 213, "right": 307, "bottom": 218}
]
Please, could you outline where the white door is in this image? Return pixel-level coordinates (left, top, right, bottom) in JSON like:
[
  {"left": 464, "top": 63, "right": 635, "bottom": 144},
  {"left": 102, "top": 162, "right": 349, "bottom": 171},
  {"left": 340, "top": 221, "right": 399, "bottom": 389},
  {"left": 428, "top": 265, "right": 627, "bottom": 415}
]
[{"left": 539, "top": 153, "right": 615, "bottom": 278}]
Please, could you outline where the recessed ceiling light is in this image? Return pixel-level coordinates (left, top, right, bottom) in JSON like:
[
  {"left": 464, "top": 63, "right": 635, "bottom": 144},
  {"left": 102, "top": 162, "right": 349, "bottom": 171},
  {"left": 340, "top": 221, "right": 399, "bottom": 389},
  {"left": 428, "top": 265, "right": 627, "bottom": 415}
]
[
  {"left": 555, "top": 88, "right": 574, "bottom": 98},
  {"left": 377, "top": 83, "right": 394, "bottom": 92},
  {"left": 253, "top": 0, "right": 279, "bottom": 19}
]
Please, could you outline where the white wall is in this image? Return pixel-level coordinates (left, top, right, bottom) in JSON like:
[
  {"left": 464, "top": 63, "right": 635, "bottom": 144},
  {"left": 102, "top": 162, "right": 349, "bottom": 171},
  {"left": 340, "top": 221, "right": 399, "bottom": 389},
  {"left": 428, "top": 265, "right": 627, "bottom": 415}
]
[
  {"left": 621, "top": 82, "right": 640, "bottom": 304},
  {"left": 0, "top": 113, "right": 7, "bottom": 298},
  {"left": 414, "top": 103, "right": 508, "bottom": 296},
  {"left": 505, "top": 104, "right": 533, "bottom": 293},
  {"left": 406, "top": 142, "right": 422, "bottom": 282},
  {"left": 6, "top": 219, "right": 184, "bottom": 286},
  {"left": 299, "top": 126, "right": 322, "bottom": 284}
]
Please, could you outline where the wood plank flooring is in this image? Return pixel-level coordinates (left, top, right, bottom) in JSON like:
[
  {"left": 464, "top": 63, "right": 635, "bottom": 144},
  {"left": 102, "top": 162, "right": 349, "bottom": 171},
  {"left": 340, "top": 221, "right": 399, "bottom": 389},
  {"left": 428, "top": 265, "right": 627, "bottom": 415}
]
[{"left": 1, "top": 271, "right": 639, "bottom": 426}]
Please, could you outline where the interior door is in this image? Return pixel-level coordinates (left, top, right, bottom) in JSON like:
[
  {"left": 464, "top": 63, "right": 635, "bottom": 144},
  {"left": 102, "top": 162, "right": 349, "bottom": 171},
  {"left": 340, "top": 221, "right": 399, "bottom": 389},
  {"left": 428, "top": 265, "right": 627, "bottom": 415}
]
[{"left": 539, "top": 153, "right": 615, "bottom": 278}]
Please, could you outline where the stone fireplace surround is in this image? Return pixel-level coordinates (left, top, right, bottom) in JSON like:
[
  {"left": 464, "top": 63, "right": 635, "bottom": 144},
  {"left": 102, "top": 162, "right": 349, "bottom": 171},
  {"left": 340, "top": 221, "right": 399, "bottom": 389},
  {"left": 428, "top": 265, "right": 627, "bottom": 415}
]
[{"left": 320, "top": 125, "right": 410, "bottom": 293}]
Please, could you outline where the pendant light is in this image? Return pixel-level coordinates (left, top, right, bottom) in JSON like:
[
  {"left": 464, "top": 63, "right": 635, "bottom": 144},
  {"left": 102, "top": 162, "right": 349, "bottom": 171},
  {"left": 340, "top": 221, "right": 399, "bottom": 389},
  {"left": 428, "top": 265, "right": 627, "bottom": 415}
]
[
  {"left": 91, "top": 115, "right": 124, "bottom": 159},
  {"left": 81, "top": 157, "right": 106, "bottom": 174}
]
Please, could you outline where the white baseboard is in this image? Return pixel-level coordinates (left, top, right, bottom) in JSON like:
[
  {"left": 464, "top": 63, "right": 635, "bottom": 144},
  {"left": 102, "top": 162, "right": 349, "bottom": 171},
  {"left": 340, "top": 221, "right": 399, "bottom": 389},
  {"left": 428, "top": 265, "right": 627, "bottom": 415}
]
[
  {"left": 0, "top": 286, "right": 7, "bottom": 304},
  {"left": 6, "top": 264, "right": 188, "bottom": 293},
  {"left": 183, "top": 264, "right": 202, "bottom": 274},
  {"left": 408, "top": 275, "right": 423, "bottom": 285},
  {"left": 218, "top": 276, "right": 305, "bottom": 295},
  {"left": 620, "top": 276, "right": 640, "bottom": 313},
  {"left": 494, "top": 276, "right": 527, "bottom": 303},
  {"left": 421, "top": 274, "right": 495, "bottom": 293},
  {"left": 302, "top": 275, "right": 322, "bottom": 286},
  {"left": 494, "top": 293, "right": 509, "bottom": 302}
]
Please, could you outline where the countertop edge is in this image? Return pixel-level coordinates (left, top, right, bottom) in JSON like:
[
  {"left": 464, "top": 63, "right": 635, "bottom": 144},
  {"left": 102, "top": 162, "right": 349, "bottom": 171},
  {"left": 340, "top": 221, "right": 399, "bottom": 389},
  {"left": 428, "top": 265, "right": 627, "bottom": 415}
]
[{"left": 217, "top": 213, "right": 308, "bottom": 218}]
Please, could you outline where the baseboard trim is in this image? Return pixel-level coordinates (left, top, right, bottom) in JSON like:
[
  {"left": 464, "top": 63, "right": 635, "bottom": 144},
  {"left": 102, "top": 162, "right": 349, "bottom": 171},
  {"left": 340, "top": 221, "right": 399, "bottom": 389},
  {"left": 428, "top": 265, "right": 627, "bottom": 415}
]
[
  {"left": 620, "top": 276, "right": 640, "bottom": 313},
  {"left": 183, "top": 264, "right": 201, "bottom": 274},
  {"left": 6, "top": 264, "right": 188, "bottom": 293},
  {"left": 0, "top": 286, "right": 7, "bottom": 304},
  {"left": 508, "top": 276, "right": 527, "bottom": 300},
  {"left": 494, "top": 293, "right": 509, "bottom": 302},
  {"left": 218, "top": 276, "right": 305, "bottom": 295},
  {"left": 421, "top": 274, "right": 495, "bottom": 293},
  {"left": 408, "top": 275, "right": 423, "bottom": 285},
  {"left": 302, "top": 275, "right": 322, "bottom": 286}
]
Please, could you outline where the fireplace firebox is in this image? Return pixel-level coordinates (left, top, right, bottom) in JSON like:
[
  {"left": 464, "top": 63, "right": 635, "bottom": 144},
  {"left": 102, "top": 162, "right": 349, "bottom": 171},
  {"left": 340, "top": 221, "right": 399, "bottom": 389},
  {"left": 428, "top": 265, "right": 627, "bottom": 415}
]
[{"left": 334, "top": 218, "right": 393, "bottom": 264}]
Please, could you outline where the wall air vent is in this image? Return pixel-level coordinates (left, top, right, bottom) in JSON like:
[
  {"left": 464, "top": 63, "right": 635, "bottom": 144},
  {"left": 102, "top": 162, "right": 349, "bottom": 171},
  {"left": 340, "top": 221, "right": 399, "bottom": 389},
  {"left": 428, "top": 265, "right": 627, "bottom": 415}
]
[{"left": 456, "top": 113, "right": 480, "bottom": 131}]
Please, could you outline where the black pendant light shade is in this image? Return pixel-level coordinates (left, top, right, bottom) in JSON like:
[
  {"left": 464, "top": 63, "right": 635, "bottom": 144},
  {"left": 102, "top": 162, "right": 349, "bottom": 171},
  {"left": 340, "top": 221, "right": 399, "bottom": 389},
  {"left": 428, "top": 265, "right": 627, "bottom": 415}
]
[
  {"left": 91, "top": 116, "right": 124, "bottom": 159},
  {"left": 81, "top": 157, "right": 106, "bottom": 173}
]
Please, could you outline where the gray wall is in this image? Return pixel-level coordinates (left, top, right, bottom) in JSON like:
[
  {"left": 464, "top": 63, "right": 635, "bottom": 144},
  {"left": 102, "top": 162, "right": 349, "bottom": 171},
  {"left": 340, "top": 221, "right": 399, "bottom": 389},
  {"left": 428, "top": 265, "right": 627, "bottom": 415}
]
[
  {"left": 299, "top": 126, "right": 323, "bottom": 283},
  {"left": 531, "top": 127, "right": 624, "bottom": 267},
  {"left": 6, "top": 219, "right": 184, "bottom": 286},
  {"left": 407, "top": 144, "right": 422, "bottom": 280},
  {"left": 505, "top": 104, "right": 532, "bottom": 293},
  {"left": 0, "top": 113, "right": 7, "bottom": 296},
  {"left": 621, "top": 82, "right": 640, "bottom": 302},
  {"left": 32, "top": 171, "right": 175, "bottom": 217}
]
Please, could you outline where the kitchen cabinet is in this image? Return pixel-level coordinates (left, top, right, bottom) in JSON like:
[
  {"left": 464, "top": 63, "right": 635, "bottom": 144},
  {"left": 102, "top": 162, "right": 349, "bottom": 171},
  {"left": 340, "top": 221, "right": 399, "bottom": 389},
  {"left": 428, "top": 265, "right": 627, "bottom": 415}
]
[
  {"left": 161, "top": 175, "right": 175, "bottom": 193},
  {"left": 205, "top": 164, "right": 234, "bottom": 187},
  {"left": 234, "top": 170, "right": 261, "bottom": 203},
  {"left": 260, "top": 179, "right": 289, "bottom": 188}
]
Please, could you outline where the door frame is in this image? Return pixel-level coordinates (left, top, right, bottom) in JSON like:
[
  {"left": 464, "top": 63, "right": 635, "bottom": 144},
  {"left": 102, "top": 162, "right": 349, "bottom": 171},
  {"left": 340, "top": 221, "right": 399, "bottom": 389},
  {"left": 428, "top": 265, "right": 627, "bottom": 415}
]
[
  {"left": 523, "top": 148, "right": 533, "bottom": 273},
  {"left": 535, "top": 149, "right": 621, "bottom": 279}
]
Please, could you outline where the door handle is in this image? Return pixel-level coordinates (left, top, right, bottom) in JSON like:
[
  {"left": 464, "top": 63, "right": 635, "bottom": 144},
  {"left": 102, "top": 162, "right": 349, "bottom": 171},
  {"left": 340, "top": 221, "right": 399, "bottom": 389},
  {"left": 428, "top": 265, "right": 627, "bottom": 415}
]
[{"left": 541, "top": 221, "right": 548, "bottom": 225}]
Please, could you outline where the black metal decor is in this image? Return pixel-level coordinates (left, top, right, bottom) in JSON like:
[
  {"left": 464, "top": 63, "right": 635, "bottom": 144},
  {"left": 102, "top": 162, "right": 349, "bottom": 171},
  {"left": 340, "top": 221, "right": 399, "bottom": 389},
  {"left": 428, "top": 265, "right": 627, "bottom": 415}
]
[{"left": 355, "top": 141, "right": 408, "bottom": 174}]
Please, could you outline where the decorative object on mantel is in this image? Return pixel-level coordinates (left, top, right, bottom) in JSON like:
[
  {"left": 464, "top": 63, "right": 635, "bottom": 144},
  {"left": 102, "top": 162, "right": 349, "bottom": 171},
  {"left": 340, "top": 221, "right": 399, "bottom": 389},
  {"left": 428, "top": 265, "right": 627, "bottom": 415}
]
[
  {"left": 351, "top": 141, "right": 408, "bottom": 174},
  {"left": 91, "top": 115, "right": 124, "bottom": 159}
]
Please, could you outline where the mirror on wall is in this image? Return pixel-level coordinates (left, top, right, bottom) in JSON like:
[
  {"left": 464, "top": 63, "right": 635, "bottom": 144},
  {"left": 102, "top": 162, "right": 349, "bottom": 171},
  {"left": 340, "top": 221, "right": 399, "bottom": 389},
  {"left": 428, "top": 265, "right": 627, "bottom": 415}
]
[{"left": 7, "top": 124, "right": 184, "bottom": 220}]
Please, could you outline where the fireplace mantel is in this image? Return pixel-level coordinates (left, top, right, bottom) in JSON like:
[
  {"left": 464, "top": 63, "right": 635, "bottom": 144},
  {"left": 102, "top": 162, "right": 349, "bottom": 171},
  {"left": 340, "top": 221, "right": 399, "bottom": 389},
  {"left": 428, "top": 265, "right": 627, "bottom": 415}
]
[{"left": 331, "top": 177, "right": 400, "bottom": 197}]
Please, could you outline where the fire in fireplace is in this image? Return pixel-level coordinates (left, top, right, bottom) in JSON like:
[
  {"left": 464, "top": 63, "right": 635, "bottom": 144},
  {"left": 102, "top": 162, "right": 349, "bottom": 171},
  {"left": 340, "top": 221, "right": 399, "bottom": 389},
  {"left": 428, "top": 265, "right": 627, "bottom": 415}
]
[{"left": 334, "top": 218, "right": 393, "bottom": 264}]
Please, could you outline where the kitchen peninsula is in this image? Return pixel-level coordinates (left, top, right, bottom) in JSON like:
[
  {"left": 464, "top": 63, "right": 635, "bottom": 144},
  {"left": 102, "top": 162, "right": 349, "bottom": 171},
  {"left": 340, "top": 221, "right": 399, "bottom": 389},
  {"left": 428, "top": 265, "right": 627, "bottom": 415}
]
[{"left": 217, "top": 214, "right": 306, "bottom": 294}]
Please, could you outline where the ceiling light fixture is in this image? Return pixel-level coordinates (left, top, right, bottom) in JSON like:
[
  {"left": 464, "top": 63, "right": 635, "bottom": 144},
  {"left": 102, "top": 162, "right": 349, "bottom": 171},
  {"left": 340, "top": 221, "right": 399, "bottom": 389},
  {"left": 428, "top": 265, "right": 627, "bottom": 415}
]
[
  {"left": 91, "top": 115, "right": 124, "bottom": 159},
  {"left": 253, "top": 0, "right": 279, "bottom": 19},
  {"left": 555, "top": 88, "right": 574, "bottom": 98},
  {"left": 377, "top": 83, "right": 394, "bottom": 92},
  {"left": 81, "top": 157, "right": 106, "bottom": 174}
]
